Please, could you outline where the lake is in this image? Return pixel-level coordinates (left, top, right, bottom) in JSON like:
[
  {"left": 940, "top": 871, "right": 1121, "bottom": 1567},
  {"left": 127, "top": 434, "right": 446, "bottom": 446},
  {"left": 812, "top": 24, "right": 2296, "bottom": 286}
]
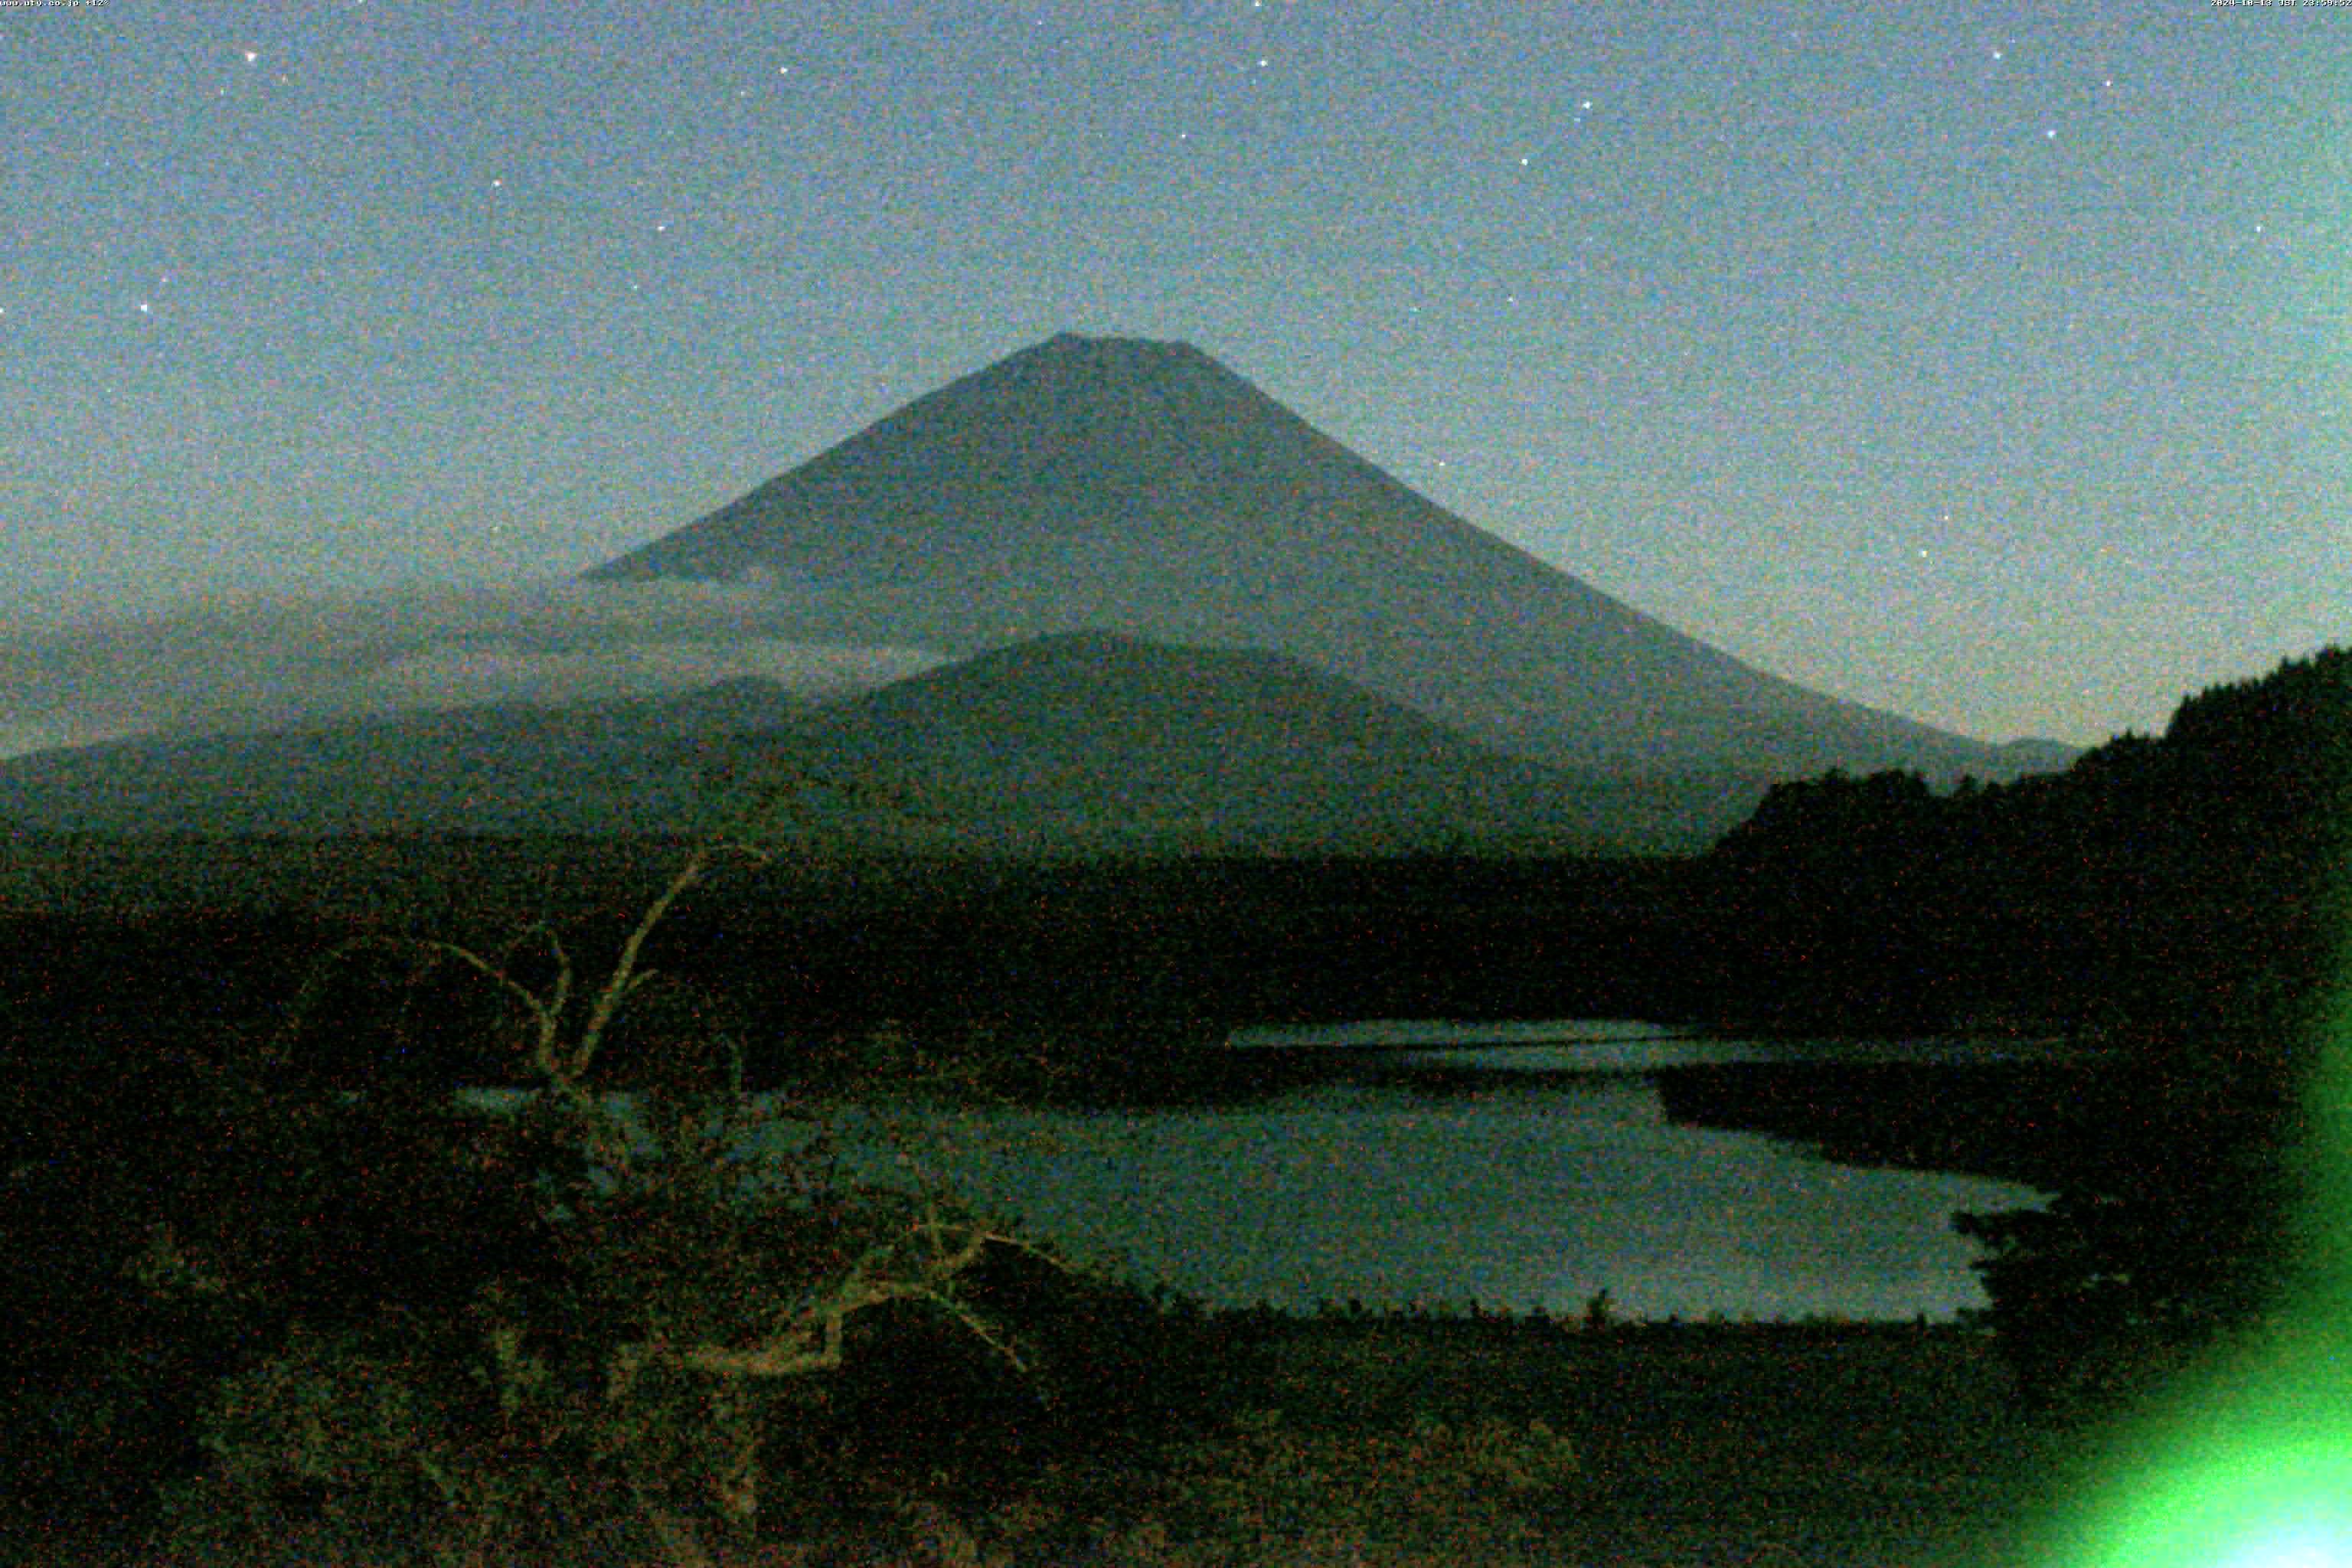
[
  {"left": 475, "top": 1018, "right": 2051, "bottom": 1324},
  {"left": 897, "top": 1021, "right": 2048, "bottom": 1322}
]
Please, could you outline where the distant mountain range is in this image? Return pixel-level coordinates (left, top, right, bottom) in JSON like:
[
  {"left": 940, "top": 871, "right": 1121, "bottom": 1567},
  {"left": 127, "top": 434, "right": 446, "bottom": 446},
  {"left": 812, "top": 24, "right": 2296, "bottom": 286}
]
[
  {"left": 0, "top": 332, "right": 2082, "bottom": 852},
  {"left": 0, "top": 632, "right": 1730, "bottom": 851},
  {"left": 593, "top": 332, "right": 2070, "bottom": 785},
  {"left": 0, "top": 680, "right": 812, "bottom": 838}
]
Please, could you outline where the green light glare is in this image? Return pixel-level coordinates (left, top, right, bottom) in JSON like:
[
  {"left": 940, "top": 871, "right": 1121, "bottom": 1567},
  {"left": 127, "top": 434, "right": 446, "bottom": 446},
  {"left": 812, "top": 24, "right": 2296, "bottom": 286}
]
[
  {"left": 2047, "top": 1436, "right": 2352, "bottom": 1568},
  {"left": 2032, "top": 892, "right": 2352, "bottom": 1566},
  {"left": 2222, "top": 1520, "right": 2352, "bottom": 1568}
]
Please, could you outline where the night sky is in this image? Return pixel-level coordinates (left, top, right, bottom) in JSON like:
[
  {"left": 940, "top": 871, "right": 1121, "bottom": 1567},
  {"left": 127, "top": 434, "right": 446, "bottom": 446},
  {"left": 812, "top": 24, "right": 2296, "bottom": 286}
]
[{"left": 3, "top": 2, "right": 2346, "bottom": 753}]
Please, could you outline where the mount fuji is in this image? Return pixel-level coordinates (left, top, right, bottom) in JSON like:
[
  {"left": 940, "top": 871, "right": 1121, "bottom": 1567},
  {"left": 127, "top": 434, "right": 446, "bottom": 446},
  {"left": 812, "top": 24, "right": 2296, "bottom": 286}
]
[{"left": 591, "top": 332, "right": 2058, "bottom": 789}]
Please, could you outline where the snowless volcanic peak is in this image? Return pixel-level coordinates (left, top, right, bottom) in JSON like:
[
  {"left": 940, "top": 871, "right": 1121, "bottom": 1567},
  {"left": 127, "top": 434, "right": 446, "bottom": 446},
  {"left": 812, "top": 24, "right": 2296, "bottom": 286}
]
[
  {"left": 593, "top": 331, "right": 1435, "bottom": 586},
  {"left": 590, "top": 332, "right": 2039, "bottom": 781}
]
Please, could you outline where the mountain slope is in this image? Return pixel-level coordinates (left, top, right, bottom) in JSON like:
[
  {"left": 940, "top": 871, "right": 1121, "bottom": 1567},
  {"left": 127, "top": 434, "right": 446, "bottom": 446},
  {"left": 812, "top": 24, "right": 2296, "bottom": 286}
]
[
  {"left": 591, "top": 332, "right": 2051, "bottom": 783},
  {"left": 0, "top": 635, "right": 1659, "bottom": 851},
  {"left": 0, "top": 680, "right": 812, "bottom": 836},
  {"left": 716, "top": 631, "right": 1621, "bottom": 853}
]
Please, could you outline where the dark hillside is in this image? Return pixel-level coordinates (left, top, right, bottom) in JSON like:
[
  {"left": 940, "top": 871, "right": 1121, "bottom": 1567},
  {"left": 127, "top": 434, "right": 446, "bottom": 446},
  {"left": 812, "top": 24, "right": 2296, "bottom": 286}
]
[
  {"left": 719, "top": 631, "right": 1629, "bottom": 854},
  {"left": 1702, "top": 646, "right": 2352, "bottom": 1041},
  {"left": 1697, "top": 645, "right": 2352, "bottom": 1409}
]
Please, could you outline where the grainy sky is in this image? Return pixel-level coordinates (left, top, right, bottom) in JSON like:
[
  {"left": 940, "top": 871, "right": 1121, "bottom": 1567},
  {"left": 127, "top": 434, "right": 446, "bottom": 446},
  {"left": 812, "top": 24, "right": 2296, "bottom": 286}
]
[{"left": 3, "top": 0, "right": 2346, "bottom": 747}]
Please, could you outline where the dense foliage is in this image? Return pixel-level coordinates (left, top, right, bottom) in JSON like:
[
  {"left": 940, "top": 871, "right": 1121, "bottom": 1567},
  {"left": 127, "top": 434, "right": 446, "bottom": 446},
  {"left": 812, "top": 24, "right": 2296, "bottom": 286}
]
[
  {"left": 1707, "top": 645, "right": 2352, "bottom": 1409},
  {"left": 1707, "top": 646, "right": 2352, "bottom": 1038},
  {"left": 0, "top": 805, "right": 1261, "bottom": 1565}
]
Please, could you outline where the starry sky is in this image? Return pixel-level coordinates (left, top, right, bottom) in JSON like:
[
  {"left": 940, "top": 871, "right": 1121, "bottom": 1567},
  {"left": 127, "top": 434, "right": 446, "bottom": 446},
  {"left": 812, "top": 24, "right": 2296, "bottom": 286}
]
[{"left": 3, "top": 0, "right": 2347, "bottom": 751}]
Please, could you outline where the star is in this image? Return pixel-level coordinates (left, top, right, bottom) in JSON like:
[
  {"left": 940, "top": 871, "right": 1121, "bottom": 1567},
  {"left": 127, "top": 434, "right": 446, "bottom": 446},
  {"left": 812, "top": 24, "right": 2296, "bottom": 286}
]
[{"left": 242, "top": 49, "right": 259, "bottom": 64}]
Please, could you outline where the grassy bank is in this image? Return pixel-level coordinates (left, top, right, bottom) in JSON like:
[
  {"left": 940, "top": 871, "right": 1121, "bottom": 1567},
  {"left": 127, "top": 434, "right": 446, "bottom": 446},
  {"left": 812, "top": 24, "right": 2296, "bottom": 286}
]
[{"left": 1220, "top": 1316, "right": 2063, "bottom": 1568}]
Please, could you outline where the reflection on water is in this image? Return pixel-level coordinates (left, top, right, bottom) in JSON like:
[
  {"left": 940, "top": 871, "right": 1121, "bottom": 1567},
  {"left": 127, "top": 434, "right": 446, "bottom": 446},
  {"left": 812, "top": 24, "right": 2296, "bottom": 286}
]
[
  {"left": 1393, "top": 1040, "right": 1762, "bottom": 1073},
  {"left": 1227, "top": 1018, "right": 1694, "bottom": 1050},
  {"left": 1229, "top": 1016, "right": 2063, "bottom": 1073}
]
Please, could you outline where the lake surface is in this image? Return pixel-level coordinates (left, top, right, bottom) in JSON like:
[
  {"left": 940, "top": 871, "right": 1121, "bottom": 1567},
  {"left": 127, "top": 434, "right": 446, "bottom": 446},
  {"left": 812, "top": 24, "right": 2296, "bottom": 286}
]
[
  {"left": 482, "top": 1020, "right": 2041, "bottom": 1325},
  {"left": 475, "top": 1019, "right": 2050, "bottom": 1324}
]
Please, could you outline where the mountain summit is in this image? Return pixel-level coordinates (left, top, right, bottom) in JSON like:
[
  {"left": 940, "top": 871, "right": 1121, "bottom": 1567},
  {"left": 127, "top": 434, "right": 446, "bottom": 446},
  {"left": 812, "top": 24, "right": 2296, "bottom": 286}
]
[{"left": 591, "top": 332, "right": 2039, "bottom": 783}]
